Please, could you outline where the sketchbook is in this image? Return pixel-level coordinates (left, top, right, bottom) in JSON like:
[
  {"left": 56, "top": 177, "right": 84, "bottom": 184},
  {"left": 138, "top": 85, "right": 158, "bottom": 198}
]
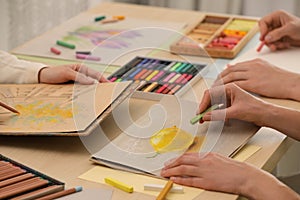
[
  {"left": 0, "top": 81, "right": 138, "bottom": 136},
  {"left": 90, "top": 95, "right": 258, "bottom": 177}
]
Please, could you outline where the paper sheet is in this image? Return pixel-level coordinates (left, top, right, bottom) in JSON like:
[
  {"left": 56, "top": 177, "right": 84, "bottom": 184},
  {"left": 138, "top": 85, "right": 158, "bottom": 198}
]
[
  {"left": 57, "top": 188, "right": 113, "bottom": 200},
  {"left": 0, "top": 82, "right": 130, "bottom": 134},
  {"left": 12, "top": 12, "right": 186, "bottom": 66},
  {"left": 79, "top": 143, "right": 261, "bottom": 199}
]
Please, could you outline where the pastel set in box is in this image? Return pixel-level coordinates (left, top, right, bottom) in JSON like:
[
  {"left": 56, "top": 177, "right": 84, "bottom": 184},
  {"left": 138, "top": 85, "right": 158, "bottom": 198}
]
[
  {"left": 108, "top": 56, "right": 207, "bottom": 100},
  {"left": 170, "top": 15, "right": 258, "bottom": 58},
  {"left": 0, "top": 154, "right": 65, "bottom": 199}
]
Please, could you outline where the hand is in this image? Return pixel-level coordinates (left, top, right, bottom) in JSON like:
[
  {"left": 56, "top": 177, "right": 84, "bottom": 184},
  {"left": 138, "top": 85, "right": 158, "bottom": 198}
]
[
  {"left": 161, "top": 152, "right": 300, "bottom": 200},
  {"left": 259, "top": 10, "right": 300, "bottom": 51},
  {"left": 214, "top": 58, "right": 300, "bottom": 100},
  {"left": 198, "top": 83, "right": 268, "bottom": 126},
  {"left": 38, "top": 64, "right": 109, "bottom": 84},
  {"left": 161, "top": 152, "right": 254, "bottom": 195}
]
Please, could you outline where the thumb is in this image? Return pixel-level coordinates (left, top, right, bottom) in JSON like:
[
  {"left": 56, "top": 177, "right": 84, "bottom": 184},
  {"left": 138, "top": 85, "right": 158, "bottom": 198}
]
[{"left": 265, "top": 26, "right": 288, "bottom": 43}]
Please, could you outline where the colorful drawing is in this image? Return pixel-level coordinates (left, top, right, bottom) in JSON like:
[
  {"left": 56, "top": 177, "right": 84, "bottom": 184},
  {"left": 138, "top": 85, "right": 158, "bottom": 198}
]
[
  {"left": 8, "top": 101, "right": 75, "bottom": 130},
  {"left": 148, "top": 126, "right": 195, "bottom": 157},
  {"left": 62, "top": 26, "right": 142, "bottom": 49}
]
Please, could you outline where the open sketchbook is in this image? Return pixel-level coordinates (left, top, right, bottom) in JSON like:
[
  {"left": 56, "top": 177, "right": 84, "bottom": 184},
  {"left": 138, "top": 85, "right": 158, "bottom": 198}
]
[
  {"left": 0, "top": 81, "right": 137, "bottom": 136},
  {"left": 91, "top": 95, "right": 258, "bottom": 177}
]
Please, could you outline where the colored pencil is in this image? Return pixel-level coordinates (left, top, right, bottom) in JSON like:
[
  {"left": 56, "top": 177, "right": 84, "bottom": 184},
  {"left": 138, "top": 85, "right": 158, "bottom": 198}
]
[
  {"left": 0, "top": 101, "right": 20, "bottom": 114},
  {"left": 11, "top": 185, "right": 64, "bottom": 200},
  {"left": 0, "top": 177, "right": 49, "bottom": 199},
  {"left": 0, "top": 173, "right": 35, "bottom": 188},
  {"left": 36, "top": 186, "right": 82, "bottom": 200},
  {"left": 156, "top": 180, "right": 173, "bottom": 200}
]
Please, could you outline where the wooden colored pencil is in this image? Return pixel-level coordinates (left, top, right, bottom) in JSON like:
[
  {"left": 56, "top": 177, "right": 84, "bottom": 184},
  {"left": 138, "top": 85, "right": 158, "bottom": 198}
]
[
  {"left": 0, "top": 168, "right": 26, "bottom": 181},
  {"left": 156, "top": 180, "right": 173, "bottom": 200},
  {"left": 11, "top": 185, "right": 64, "bottom": 200},
  {"left": 0, "top": 173, "right": 35, "bottom": 188},
  {"left": 36, "top": 186, "right": 82, "bottom": 200},
  {"left": 0, "top": 177, "right": 49, "bottom": 199},
  {"left": 0, "top": 100, "right": 20, "bottom": 114}
]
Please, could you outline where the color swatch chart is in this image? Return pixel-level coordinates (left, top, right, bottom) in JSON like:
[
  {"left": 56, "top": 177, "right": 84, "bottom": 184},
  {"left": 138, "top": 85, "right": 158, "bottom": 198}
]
[
  {"left": 0, "top": 154, "right": 64, "bottom": 199},
  {"left": 108, "top": 57, "right": 206, "bottom": 95}
]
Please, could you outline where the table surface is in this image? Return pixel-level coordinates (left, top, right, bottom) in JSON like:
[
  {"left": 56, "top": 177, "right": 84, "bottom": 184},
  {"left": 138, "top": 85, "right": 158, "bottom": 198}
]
[{"left": 2, "top": 2, "right": 295, "bottom": 200}]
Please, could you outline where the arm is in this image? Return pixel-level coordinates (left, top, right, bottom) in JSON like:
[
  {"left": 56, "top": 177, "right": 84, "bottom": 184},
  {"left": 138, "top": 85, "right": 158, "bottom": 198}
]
[
  {"left": 199, "top": 83, "right": 300, "bottom": 141},
  {"left": 259, "top": 10, "right": 300, "bottom": 51},
  {"left": 161, "top": 153, "right": 300, "bottom": 200},
  {"left": 0, "top": 50, "right": 45, "bottom": 83},
  {"left": 0, "top": 50, "right": 108, "bottom": 84},
  {"left": 213, "top": 58, "right": 300, "bottom": 101}
]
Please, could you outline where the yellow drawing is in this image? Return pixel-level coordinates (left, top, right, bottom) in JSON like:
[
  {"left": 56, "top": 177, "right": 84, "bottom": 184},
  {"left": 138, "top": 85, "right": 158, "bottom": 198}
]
[{"left": 149, "top": 126, "right": 195, "bottom": 157}]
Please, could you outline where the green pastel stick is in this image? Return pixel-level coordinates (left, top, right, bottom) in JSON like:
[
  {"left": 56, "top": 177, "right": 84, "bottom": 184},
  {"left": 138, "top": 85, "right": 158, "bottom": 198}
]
[
  {"left": 56, "top": 40, "right": 76, "bottom": 49},
  {"left": 190, "top": 104, "right": 224, "bottom": 125}
]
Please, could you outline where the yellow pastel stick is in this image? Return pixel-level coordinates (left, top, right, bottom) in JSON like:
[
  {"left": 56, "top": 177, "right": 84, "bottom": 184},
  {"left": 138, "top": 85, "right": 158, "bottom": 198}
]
[{"left": 104, "top": 177, "right": 134, "bottom": 193}]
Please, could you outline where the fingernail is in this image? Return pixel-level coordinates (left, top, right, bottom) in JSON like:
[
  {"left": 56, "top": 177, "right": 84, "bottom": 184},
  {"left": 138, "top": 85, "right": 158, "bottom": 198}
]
[{"left": 265, "top": 35, "right": 272, "bottom": 42}]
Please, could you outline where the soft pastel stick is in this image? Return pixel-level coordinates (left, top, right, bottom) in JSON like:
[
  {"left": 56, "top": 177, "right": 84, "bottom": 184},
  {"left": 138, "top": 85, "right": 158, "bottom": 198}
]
[
  {"left": 94, "top": 15, "right": 106, "bottom": 22},
  {"left": 140, "top": 70, "right": 153, "bottom": 80},
  {"left": 50, "top": 47, "right": 61, "bottom": 55},
  {"left": 190, "top": 104, "right": 224, "bottom": 124},
  {"left": 175, "top": 74, "right": 188, "bottom": 84},
  {"left": 134, "top": 69, "right": 148, "bottom": 80},
  {"left": 128, "top": 68, "right": 142, "bottom": 79},
  {"left": 170, "top": 62, "right": 181, "bottom": 71},
  {"left": 151, "top": 71, "right": 165, "bottom": 81},
  {"left": 76, "top": 54, "right": 101, "bottom": 61},
  {"left": 144, "top": 184, "right": 184, "bottom": 193},
  {"left": 56, "top": 40, "right": 75, "bottom": 49},
  {"left": 109, "top": 77, "right": 117, "bottom": 82},
  {"left": 256, "top": 41, "right": 265, "bottom": 52},
  {"left": 169, "top": 74, "right": 181, "bottom": 83},
  {"left": 168, "top": 85, "right": 181, "bottom": 95},
  {"left": 104, "top": 177, "right": 133, "bottom": 193},
  {"left": 143, "top": 82, "right": 159, "bottom": 92},
  {"left": 163, "top": 61, "right": 176, "bottom": 71},
  {"left": 181, "top": 74, "right": 193, "bottom": 84},
  {"left": 145, "top": 70, "right": 159, "bottom": 81},
  {"left": 163, "top": 72, "right": 176, "bottom": 82},
  {"left": 156, "top": 84, "right": 168, "bottom": 93},
  {"left": 175, "top": 63, "right": 188, "bottom": 72}
]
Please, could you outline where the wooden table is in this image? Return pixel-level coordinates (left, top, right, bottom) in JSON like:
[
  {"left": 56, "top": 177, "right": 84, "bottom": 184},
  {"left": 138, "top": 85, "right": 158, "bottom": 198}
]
[{"left": 2, "top": 2, "right": 294, "bottom": 200}]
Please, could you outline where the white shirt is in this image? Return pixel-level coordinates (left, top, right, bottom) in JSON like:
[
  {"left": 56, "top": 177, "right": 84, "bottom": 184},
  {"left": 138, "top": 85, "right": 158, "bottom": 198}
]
[{"left": 0, "top": 51, "right": 46, "bottom": 83}]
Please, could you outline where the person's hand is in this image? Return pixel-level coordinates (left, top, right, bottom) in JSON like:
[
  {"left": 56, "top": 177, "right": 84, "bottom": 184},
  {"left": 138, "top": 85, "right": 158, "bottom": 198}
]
[
  {"left": 161, "top": 152, "right": 299, "bottom": 200},
  {"left": 161, "top": 152, "right": 251, "bottom": 194},
  {"left": 259, "top": 10, "right": 300, "bottom": 51},
  {"left": 38, "top": 64, "right": 108, "bottom": 84},
  {"left": 198, "top": 83, "right": 268, "bottom": 126},
  {"left": 213, "top": 59, "right": 300, "bottom": 100}
]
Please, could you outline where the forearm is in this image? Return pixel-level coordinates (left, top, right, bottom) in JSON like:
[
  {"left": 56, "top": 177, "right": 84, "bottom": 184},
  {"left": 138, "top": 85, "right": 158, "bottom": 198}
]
[
  {"left": 241, "top": 166, "right": 300, "bottom": 200},
  {"left": 285, "top": 73, "right": 300, "bottom": 101},
  {"left": 261, "top": 103, "right": 300, "bottom": 141}
]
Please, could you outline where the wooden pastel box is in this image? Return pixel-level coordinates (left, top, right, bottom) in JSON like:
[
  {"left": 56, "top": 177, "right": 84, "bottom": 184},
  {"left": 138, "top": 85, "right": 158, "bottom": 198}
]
[
  {"left": 108, "top": 56, "right": 208, "bottom": 100},
  {"left": 170, "top": 14, "right": 259, "bottom": 58}
]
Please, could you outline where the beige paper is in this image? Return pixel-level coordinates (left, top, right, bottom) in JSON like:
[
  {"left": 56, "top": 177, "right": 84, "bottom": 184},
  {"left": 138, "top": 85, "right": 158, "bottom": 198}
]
[{"left": 0, "top": 82, "right": 130, "bottom": 135}]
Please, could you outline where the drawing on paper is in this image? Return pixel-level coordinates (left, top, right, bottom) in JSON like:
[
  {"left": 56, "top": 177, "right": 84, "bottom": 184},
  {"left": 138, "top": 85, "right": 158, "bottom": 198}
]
[
  {"left": 148, "top": 126, "right": 195, "bottom": 158},
  {"left": 62, "top": 26, "right": 142, "bottom": 49}
]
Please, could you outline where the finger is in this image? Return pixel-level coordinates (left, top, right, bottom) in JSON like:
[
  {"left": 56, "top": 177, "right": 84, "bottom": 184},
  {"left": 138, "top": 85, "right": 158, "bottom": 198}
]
[
  {"left": 163, "top": 154, "right": 200, "bottom": 169},
  {"left": 170, "top": 176, "right": 204, "bottom": 188},
  {"left": 265, "top": 26, "right": 288, "bottom": 43},
  {"left": 197, "top": 89, "right": 212, "bottom": 114},
  {"left": 202, "top": 109, "right": 227, "bottom": 122},
  {"left": 161, "top": 165, "right": 200, "bottom": 178},
  {"left": 74, "top": 64, "right": 108, "bottom": 83},
  {"left": 74, "top": 72, "right": 95, "bottom": 84}
]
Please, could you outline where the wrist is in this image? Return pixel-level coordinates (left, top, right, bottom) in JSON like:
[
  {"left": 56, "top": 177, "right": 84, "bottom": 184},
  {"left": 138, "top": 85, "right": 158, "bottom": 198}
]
[{"left": 37, "top": 67, "right": 49, "bottom": 83}]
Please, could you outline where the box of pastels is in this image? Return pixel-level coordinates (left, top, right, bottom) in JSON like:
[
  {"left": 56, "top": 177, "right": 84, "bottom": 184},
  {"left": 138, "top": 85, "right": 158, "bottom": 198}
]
[
  {"left": 108, "top": 56, "right": 208, "bottom": 100},
  {"left": 0, "top": 154, "right": 65, "bottom": 199},
  {"left": 170, "top": 14, "right": 258, "bottom": 58}
]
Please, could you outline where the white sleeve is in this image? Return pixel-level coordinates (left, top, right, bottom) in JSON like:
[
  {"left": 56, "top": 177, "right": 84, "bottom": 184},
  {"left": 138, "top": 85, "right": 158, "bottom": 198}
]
[{"left": 0, "top": 50, "right": 47, "bottom": 84}]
